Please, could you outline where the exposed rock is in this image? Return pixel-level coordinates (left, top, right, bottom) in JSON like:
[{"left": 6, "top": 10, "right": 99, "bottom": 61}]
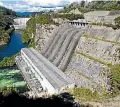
[
  {"left": 76, "top": 37, "right": 120, "bottom": 64},
  {"left": 35, "top": 24, "right": 58, "bottom": 53},
  {"left": 84, "top": 11, "right": 120, "bottom": 24},
  {"left": 65, "top": 54, "right": 109, "bottom": 92},
  {"left": 86, "top": 27, "right": 120, "bottom": 42}
]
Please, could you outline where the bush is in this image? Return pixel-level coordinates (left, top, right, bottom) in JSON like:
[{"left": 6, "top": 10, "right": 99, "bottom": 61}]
[
  {"left": 115, "top": 16, "right": 120, "bottom": 29},
  {"left": 0, "top": 87, "right": 17, "bottom": 96},
  {"left": 109, "top": 65, "right": 120, "bottom": 96},
  {"left": 0, "top": 54, "right": 18, "bottom": 67},
  {"left": 72, "top": 87, "right": 100, "bottom": 101}
]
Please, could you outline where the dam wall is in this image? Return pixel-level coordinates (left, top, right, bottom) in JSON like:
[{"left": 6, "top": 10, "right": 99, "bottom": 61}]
[{"left": 13, "top": 18, "right": 30, "bottom": 29}]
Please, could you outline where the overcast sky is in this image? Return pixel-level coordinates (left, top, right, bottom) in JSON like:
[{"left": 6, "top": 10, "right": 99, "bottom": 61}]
[{"left": 0, "top": 0, "right": 90, "bottom": 12}]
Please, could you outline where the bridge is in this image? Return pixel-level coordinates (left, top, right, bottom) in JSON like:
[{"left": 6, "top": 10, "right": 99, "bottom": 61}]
[
  {"left": 13, "top": 18, "right": 30, "bottom": 30},
  {"left": 15, "top": 25, "right": 86, "bottom": 97}
]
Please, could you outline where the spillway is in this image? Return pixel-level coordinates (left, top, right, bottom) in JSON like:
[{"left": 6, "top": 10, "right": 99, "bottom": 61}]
[
  {"left": 13, "top": 18, "right": 30, "bottom": 30},
  {"left": 41, "top": 26, "right": 85, "bottom": 72}
]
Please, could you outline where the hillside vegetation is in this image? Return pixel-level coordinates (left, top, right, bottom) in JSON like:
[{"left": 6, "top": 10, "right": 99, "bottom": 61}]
[
  {"left": 62, "top": 1, "right": 120, "bottom": 13},
  {"left": 52, "top": 13, "right": 84, "bottom": 20},
  {"left": 0, "top": 6, "right": 17, "bottom": 45}
]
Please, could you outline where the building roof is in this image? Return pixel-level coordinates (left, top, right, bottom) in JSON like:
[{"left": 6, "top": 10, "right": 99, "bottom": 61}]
[
  {"left": 21, "top": 48, "right": 74, "bottom": 89},
  {"left": 69, "top": 19, "right": 88, "bottom": 23}
]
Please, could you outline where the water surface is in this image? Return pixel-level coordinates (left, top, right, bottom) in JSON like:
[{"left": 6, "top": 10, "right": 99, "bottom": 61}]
[{"left": 0, "top": 30, "right": 27, "bottom": 60}]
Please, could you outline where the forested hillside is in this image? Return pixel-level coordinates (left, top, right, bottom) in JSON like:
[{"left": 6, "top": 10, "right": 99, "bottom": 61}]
[
  {"left": 62, "top": 1, "right": 120, "bottom": 13},
  {"left": 0, "top": 6, "right": 17, "bottom": 45}
]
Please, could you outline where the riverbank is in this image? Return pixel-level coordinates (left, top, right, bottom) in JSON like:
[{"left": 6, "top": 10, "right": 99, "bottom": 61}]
[
  {"left": 0, "top": 27, "right": 15, "bottom": 46},
  {"left": 0, "top": 30, "right": 27, "bottom": 61}
]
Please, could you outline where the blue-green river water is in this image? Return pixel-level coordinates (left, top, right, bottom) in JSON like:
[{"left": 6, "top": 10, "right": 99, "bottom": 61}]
[{"left": 0, "top": 30, "right": 27, "bottom": 60}]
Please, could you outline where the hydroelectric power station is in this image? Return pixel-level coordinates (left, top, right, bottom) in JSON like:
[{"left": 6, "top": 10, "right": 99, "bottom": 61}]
[{"left": 15, "top": 21, "right": 88, "bottom": 97}]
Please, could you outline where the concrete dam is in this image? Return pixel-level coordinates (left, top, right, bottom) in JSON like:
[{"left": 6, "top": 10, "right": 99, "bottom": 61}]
[
  {"left": 40, "top": 26, "right": 85, "bottom": 71},
  {"left": 13, "top": 18, "right": 30, "bottom": 29}
]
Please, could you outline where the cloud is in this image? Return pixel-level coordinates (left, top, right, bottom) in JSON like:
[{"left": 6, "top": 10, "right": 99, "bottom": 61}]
[
  {"left": 24, "top": 0, "right": 67, "bottom": 6},
  {"left": 24, "top": 0, "right": 84, "bottom": 6},
  {"left": 0, "top": 1, "right": 4, "bottom": 6},
  {"left": 1, "top": 0, "right": 86, "bottom": 12}
]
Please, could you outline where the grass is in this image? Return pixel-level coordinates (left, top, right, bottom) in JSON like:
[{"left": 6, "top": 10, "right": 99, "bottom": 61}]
[
  {"left": 108, "top": 65, "right": 120, "bottom": 97},
  {"left": 71, "top": 87, "right": 100, "bottom": 102},
  {"left": 89, "top": 22, "right": 118, "bottom": 30},
  {"left": 82, "top": 34, "right": 120, "bottom": 45}
]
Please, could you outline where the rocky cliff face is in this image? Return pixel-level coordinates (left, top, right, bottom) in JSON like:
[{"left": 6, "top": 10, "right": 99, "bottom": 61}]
[
  {"left": 35, "top": 24, "right": 120, "bottom": 93},
  {"left": 66, "top": 26, "right": 120, "bottom": 91},
  {"left": 35, "top": 24, "right": 58, "bottom": 53}
]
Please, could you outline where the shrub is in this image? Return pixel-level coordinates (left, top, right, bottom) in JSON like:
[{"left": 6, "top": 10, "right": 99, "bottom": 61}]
[
  {"left": 109, "top": 65, "right": 120, "bottom": 96},
  {"left": 0, "top": 54, "right": 18, "bottom": 67},
  {"left": 115, "top": 16, "right": 120, "bottom": 29},
  {"left": 72, "top": 87, "right": 100, "bottom": 101}
]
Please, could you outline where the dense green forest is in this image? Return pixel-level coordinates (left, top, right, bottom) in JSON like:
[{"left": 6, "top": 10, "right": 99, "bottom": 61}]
[
  {"left": 62, "top": 1, "right": 120, "bottom": 13},
  {"left": 0, "top": 6, "right": 17, "bottom": 45}
]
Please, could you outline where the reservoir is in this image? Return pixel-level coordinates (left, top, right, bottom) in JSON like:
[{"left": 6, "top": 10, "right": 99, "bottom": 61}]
[{"left": 0, "top": 30, "right": 27, "bottom": 61}]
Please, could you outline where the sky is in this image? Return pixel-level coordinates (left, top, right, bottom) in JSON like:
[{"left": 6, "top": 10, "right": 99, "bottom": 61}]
[{"left": 0, "top": 0, "right": 88, "bottom": 12}]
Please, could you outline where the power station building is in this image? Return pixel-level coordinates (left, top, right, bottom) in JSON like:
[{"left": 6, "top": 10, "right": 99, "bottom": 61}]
[{"left": 15, "top": 48, "right": 75, "bottom": 95}]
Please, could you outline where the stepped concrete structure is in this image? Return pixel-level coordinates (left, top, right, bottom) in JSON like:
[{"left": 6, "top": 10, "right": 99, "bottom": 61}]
[
  {"left": 16, "top": 48, "right": 75, "bottom": 96},
  {"left": 41, "top": 25, "right": 86, "bottom": 71},
  {"left": 16, "top": 24, "right": 87, "bottom": 96},
  {"left": 13, "top": 18, "right": 30, "bottom": 29}
]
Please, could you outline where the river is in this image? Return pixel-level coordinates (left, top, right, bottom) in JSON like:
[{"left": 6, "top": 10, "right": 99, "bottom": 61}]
[{"left": 0, "top": 30, "right": 27, "bottom": 61}]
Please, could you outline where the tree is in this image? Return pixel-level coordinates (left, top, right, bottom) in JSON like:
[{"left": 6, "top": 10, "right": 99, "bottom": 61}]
[
  {"left": 80, "top": 1, "right": 85, "bottom": 7},
  {"left": 115, "top": 16, "right": 120, "bottom": 28}
]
